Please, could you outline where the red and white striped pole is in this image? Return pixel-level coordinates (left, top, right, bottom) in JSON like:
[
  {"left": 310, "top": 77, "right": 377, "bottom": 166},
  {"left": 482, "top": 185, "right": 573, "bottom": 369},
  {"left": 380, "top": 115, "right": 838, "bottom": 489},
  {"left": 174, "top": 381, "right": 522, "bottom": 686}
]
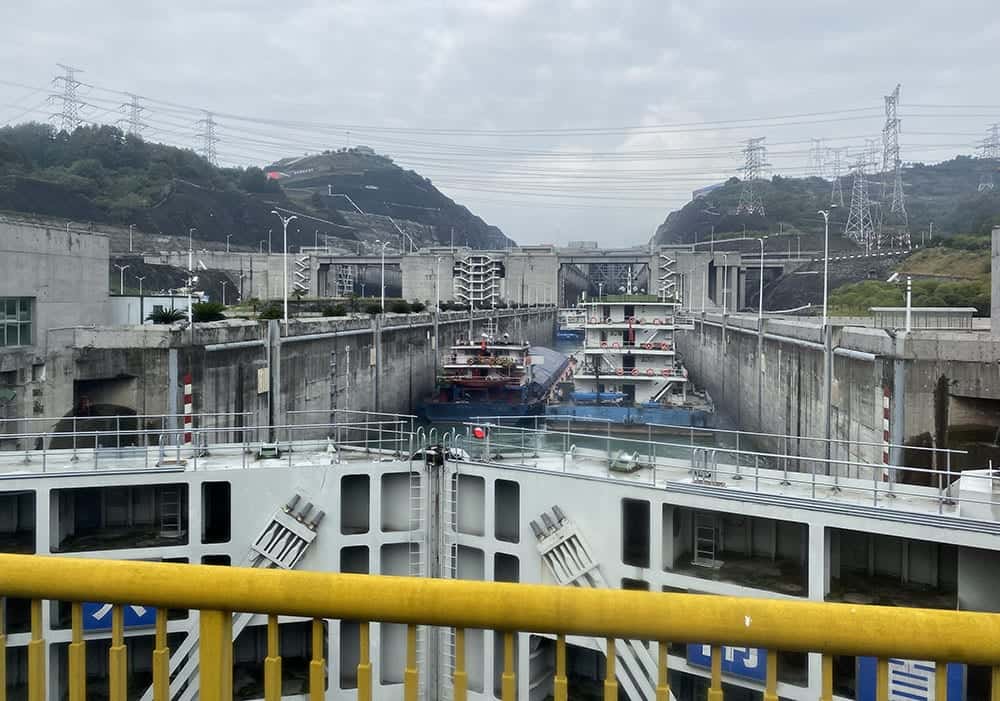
[
  {"left": 881, "top": 385, "right": 891, "bottom": 481},
  {"left": 183, "top": 373, "right": 193, "bottom": 446}
]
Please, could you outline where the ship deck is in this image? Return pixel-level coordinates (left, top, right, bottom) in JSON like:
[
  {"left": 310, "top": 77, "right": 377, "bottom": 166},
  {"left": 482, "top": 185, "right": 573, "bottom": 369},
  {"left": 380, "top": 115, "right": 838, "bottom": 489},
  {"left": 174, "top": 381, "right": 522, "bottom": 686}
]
[{"left": 1, "top": 415, "right": 994, "bottom": 534}]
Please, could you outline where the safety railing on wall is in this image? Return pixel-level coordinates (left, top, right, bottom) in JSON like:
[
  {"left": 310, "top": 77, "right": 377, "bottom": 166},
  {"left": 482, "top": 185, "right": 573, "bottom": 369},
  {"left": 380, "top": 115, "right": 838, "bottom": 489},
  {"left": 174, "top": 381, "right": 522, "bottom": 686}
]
[
  {"left": 0, "top": 409, "right": 416, "bottom": 474},
  {"left": 3, "top": 554, "right": 1000, "bottom": 701},
  {"left": 458, "top": 419, "right": 1000, "bottom": 523}
]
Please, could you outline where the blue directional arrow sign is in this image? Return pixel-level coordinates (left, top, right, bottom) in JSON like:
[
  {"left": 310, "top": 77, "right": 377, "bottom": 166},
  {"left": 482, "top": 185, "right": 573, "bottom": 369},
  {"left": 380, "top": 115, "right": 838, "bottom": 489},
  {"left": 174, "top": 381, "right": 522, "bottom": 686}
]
[{"left": 82, "top": 602, "right": 157, "bottom": 631}]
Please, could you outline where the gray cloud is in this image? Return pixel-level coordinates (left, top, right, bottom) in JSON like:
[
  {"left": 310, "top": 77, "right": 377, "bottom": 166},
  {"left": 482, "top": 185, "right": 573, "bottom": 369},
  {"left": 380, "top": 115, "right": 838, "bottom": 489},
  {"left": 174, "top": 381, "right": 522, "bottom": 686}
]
[{"left": 1, "top": 0, "right": 998, "bottom": 245}]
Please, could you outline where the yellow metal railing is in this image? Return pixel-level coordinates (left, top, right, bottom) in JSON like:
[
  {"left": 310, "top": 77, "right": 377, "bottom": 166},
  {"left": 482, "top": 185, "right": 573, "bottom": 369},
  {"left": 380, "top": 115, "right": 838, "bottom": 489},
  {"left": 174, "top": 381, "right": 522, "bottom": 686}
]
[{"left": 3, "top": 553, "right": 1000, "bottom": 700}]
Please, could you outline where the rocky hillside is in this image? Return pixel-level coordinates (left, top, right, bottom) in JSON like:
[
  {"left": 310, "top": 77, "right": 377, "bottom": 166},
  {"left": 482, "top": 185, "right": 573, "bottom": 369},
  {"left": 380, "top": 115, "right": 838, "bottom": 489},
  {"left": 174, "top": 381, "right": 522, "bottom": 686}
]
[
  {"left": 653, "top": 156, "right": 1000, "bottom": 247},
  {"left": 267, "top": 148, "right": 513, "bottom": 249},
  {"left": 0, "top": 123, "right": 511, "bottom": 251}
]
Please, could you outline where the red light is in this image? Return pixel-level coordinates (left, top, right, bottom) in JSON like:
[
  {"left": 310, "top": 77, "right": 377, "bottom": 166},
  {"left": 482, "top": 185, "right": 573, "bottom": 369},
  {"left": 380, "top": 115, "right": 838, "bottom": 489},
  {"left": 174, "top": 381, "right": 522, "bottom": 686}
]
[{"left": 472, "top": 426, "right": 486, "bottom": 440}]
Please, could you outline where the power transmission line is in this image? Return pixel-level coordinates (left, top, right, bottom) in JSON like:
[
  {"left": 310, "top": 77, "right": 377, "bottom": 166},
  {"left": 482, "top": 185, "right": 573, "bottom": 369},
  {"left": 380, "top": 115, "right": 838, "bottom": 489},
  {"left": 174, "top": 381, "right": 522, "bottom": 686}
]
[
  {"left": 51, "top": 63, "right": 84, "bottom": 132},
  {"left": 120, "top": 93, "right": 146, "bottom": 140},
  {"left": 197, "top": 111, "right": 219, "bottom": 165},
  {"left": 828, "top": 146, "right": 847, "bottom": 206},
  {"left": 880, "top": 84, "right": 909, "bottom": 247},
  {"left": 808, "top": 138, "right": 826, "bottom": 177},
  {"left": 844, "top": 152, "right": 877, "bottom": 253},
  {"left": 737, "top": 137, "right": 768, "bottom": 215},
  {"left": 979, "top": 123, "right": 999, "bottom": 192}
]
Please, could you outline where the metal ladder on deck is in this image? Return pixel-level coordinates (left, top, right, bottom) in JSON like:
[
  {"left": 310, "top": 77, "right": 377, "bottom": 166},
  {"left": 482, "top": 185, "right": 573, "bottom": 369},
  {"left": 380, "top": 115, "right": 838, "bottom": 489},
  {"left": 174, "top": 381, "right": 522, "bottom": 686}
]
[
  {"left": 439, "top": 466, "right": 460, "bottom": 701},
  {"left": 408, "top": 468, "right": 428, "bottom": 700},
  {"left": 159, "top": 487, "right": 183, "bottom": 538},
  {"left": 139, "top": 494, "right": 324, "bottom": 701},
  {"left": 530, "top": 506, "right": 677, "bottom": 701},
  {"left": 693, "top": 512, "right": 722, "bottom": 569}
]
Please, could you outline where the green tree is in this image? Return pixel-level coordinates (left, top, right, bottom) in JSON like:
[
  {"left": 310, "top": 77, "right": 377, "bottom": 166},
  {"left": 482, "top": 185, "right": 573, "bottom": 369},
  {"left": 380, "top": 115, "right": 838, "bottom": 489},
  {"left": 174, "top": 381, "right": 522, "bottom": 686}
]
[
  {"left": 192, "top": 302, "right": 226, "bottom": 322},
  {"left": 146, "top": 307, "right": 185, "bottom": 324}
]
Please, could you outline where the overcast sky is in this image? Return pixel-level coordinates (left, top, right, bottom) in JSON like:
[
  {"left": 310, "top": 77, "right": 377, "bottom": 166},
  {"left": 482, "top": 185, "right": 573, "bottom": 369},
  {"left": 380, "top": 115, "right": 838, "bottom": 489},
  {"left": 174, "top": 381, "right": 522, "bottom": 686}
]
[{"left": 2, "top": 0, "right": 998, "bottom": 245}]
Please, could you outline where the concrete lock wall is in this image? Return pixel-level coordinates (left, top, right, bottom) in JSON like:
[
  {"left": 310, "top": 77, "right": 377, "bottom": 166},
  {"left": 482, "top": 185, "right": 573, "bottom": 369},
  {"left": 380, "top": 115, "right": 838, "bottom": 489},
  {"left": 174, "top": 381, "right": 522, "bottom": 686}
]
[
  {"left": 144, "top": 251, "right": 287, "bottom": 301},
  {"left": 677, "top": 315, "right": 884, "bottom": 471},
  {"left": 0, "top": 222, "right": 112, "bottom": 429},
  {"left": 17, "top": 309, "right": 555, "bottom": 447},
  {"left": 678, "top": 313, "right": 1000, "bottom": 475}
]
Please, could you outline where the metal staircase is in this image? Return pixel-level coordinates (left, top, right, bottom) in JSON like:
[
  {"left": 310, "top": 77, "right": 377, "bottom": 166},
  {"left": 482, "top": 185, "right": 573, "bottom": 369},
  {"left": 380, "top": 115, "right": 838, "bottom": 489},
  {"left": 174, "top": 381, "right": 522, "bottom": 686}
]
[
  {"left": 658, "top": 251, "right": 677, "bottom": 302},
  {"left": 530, "top": 506, "right": 677, "bottom": 701},
  {"left": 139, "top": 494, "right": 325, "bottom": 701},
  {"left": 294, "top": 255, "right": 310, "bottom": 293},
  {"left": 335, "top": 263, "right": 356, "bottom": 297}
]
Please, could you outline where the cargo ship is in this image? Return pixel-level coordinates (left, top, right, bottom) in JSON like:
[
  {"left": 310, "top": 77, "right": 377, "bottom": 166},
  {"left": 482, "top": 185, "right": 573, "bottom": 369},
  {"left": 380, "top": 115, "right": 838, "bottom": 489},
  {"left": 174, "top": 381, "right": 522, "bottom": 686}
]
[
  {"left": 546, "top": 294, "right": 714, "bottom": 428},
  {"left": 418, "top": 332, "right": 569, "bottom": 422},
  {"left": 556, "top": 307, "right": 587, "bottom": 341}
]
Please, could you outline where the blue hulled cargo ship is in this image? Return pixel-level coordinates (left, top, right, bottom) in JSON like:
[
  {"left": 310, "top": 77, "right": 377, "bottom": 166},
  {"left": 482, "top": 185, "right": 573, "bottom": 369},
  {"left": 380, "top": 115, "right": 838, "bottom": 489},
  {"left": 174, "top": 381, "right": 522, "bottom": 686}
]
[{"left": 546, "top": 293, "right": 714, "bottom": 430}]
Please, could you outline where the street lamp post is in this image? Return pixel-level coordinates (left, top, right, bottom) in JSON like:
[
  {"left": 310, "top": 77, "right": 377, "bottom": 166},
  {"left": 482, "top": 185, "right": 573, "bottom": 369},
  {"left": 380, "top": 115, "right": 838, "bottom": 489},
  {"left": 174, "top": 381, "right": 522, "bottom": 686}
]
[
  {"left": 721, "top": 253, "right": 729, "bottom": 313},
  {"left": 220, "top": 280, "right": 228, "bottom": 306},
  {"left": 129, "top": 224, "right": 135, "bottom": 253},
  {"left": 226, "top": 234, "right": 232, "bottom": 253},
  {"left": 375, "top": 240, "right": 390, "bottom": 313},
  {"left": 268, "top": 229, "right": 273, "bottom": 255},
  {"left": 188, "top": 228, "right": 197, "bottom": 325},
  {"left": 135, "top": 275, "right": 146, "bottom": 323},
  {"left": 818, "top": 207, "right": 836, "bottom": 327},
  {"left": 270, "top": 211, "right": 298, "bottom": 328},
  {"left": 115, "top": 264, "right": 130, "bottom": 294},
  {"left": 435, "top": 256, "right": 442, "bottom": 311},
  {"left": 817, "top": 206, "right": 837, "bottom": 486},
  {"left": 755, "top": 238, "right": 765, "bottom": 327}
]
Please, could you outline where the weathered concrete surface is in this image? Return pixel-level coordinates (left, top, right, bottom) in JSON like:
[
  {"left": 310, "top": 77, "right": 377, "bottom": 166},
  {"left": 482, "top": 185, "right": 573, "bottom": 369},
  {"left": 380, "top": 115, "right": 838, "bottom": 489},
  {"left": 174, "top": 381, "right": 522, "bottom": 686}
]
[
  {"left": 3, "top": 308, "right": 555, "bottom": 447},
  {"left": 678, "top": 312, "right": 1000, "bottom": 474},
  {"left": 992, "top": 226, "right": 999, "bottom": 336},
  {"left": 0, "top": 220, "right": 111, "bottom": 426}
]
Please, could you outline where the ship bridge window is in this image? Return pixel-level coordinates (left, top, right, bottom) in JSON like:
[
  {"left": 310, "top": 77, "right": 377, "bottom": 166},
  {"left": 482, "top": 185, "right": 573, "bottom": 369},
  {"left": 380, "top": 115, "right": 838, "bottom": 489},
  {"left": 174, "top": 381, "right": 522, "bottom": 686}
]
[
  {"left": 0, "top": 489, "right": 35, "bottom": 553},
  {"left": 340, "top": 475, "right": 370, "bottom": 534},
  {"left": 51, "top": 484, "right": 189, "bottom": 552},
  {"left": 202, "top": 481, "right": 231, "bottom": 544},
  {"left": 494, "top": 479, "right": 519, "bottom": 543},
  {"left": 495, "top": 553, "right": 519, "bottom": 582},
  {"left": 622, "top": 499, "right": 650, "bottom": 568},
  {"left": 456, "top": 474, "right": 485, "bottom": 536}
]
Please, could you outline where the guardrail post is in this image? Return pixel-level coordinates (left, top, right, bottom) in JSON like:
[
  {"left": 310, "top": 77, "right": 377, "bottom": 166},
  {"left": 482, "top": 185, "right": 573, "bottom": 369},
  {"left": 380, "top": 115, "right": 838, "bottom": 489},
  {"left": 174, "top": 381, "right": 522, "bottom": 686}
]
[
  {"left": 655, "top": 642, "right": 670, "bottom": 701},
  {"left": 820, "top": 654, "right": 833, "bottom": 701},
  {"left": 265, "top": 614, "right": 282, "bottom": 701},
  {"left": 603, "top": 637, "right": 617, "bottom": 700},
  {"left": 454, "top": 628, "right": 468, "bottom": 701},
  {"left": 876, "top": 656, "right": 889, "bottom": 701},
  {"left": 404, "top": 623, "right": 418, "bottom": 701},
  {"left": 764, "top": 650, "right": 778, "bottom": 701},
  {"left": 933, "top": 663, "right": 947, "bottom": 700},
  {"left": 553, "top": 634, "right": 567, "bottom": 701},
  {"left": 153, "top": 609, "right": 169, "bottom": 701},
  {"left": 358, "top": 621, "right": 372, "bottom": 701},
  {"left": 200, "top": 609, "right": 233, "bottom": 701},
  {"left": 0, "top": 599, "right": 6, "bottom": 701},
  {"left": 707, "top": 645, "right": 723, "bottom": 701},
  {"left": 28, "top": 599, "right": 44, "bottom": 701},
  {"left": 69, "top": 603, "right": 85, "bottom": 701},
  {"left": 110, "top": 605, "right": 127, "bottom": 701},
  {"left": 309, "top": 619, "right": 325, "bottom": 701},
  {"left": 502, "top": 631, "right": 516, "bottom": 701}
]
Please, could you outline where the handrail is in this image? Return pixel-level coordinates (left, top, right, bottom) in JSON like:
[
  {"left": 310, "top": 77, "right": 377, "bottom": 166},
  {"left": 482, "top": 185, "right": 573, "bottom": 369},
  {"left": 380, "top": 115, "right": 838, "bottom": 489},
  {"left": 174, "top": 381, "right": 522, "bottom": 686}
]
[{"left": 2, "top": 554, "right": 1000, "bottom": 663}]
